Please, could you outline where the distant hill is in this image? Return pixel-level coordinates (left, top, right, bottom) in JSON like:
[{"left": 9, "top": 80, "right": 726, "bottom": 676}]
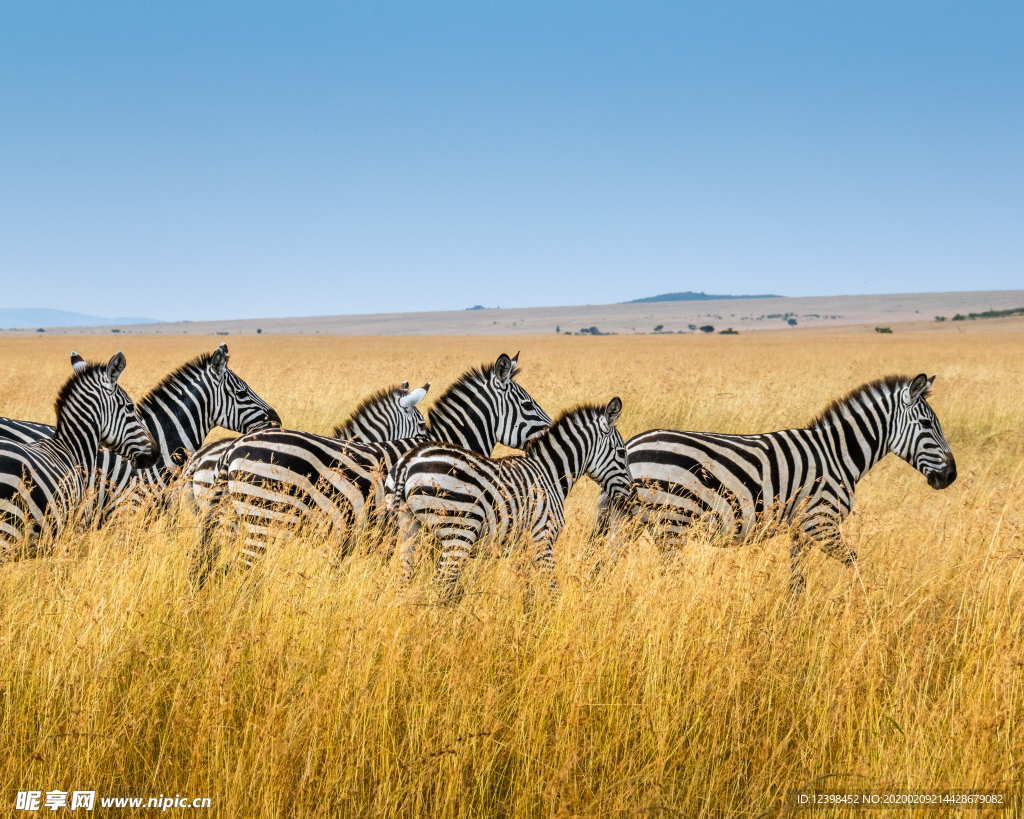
[
  {"left": 0, "top": 308, "right": 159, "bottom": 329},
  {"left": 626, "top": 291, "right": 782, "bottom": 304}
]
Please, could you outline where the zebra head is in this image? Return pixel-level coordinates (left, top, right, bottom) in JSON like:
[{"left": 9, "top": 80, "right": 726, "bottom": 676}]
[
  {"left": 333, "top": 381, "right": 431, "bottom": 442},
  {"left": 890, "top": 374, "right": 956, "bottom": 489},
  {"left": 585, "top": 397, "right": 632, "bottom": 499},
  {"left": 488, "top": 352, "right": 552, "bottom": 448},
  {"left": 71, "top": 353, "right": 157, "bottom": 468},
  {"left": 207, "top": 344, "right": 281, "bottom": 433}
]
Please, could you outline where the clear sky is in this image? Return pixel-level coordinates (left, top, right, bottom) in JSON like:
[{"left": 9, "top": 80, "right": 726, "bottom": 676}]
[{"left": 1, "top": 1, "right": 1021, "bottom": 321}]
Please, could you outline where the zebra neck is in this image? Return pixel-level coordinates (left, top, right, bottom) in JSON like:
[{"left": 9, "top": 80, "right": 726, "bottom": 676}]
[
  {"left": 527, "top": 429, "right": 585, "bottom": 499},
  {"left": 811, "top": 403, "right": 891, "bottom": 486},
  {"left": 54, "top": 405, "right": 103, "bottom": 473},
  {"left": 426, "top": 400, "right": 496, "bottom": 454},
  {"left": 139, "top": 380, "right": 212, "bottom": 466}
]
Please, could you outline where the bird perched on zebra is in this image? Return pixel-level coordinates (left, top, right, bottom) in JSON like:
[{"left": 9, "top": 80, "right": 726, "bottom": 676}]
[
  {"left": 0, "top": 344, "right": 280, "bottom": 522},
  {"left": 0, "top": 353, "right": 156, "bottom": 560},
  {"left": 599, "top": 374, "right": 957, "bottom": 593},
  {"left": 192, "top": 353, "right": 551, "bottom": 582},
  {"left": 389, "top": 398, "right": 630, "bottom": 603},
  {"left": 184, "top": 380, "right": 430, "bottom": 511}
]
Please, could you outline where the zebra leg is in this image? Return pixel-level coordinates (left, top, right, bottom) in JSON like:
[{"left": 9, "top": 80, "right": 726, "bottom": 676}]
[
  {"left": 531, "top": 529, "right": 560, "bottom": 594},
  {"left": 788, "top": 534, "right": 810, "bottom": 597},
  {"left": 589, "top": 490, "right": 637, "bottom": 578},
  {"left": 803, "top": 516, "right": 857, "bottom": 567},
  {"left": 396, "top": 501, "right": 422, "bottom": 581},
  {"left": 190, "top": 481, "right": 227, "bottom": 588},
  {"left": 433, "top": 528, "right": 480, "bottom": 605},
  {"left": 592, "top": 490, "right": 615, "bottom": 538}
]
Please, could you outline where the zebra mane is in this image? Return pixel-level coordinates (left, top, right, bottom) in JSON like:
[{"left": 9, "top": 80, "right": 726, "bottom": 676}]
[
  {"left": 54, "top": 362, "right": 107, "bottom": 419},
  {"left": 523, "top": 403, "right": 603, "bottom": 451},
  {"left": 809, "top": 375, "right": 920, "bottom": 427},
  {"left": 137, "top": 352, "right": 218, "bottom": 413},
  {"left": 426, "top": 360, "right": 521, "bottom": 427},
  {"left": 332, "top": 384, "right": 407, "bottom": 437}
]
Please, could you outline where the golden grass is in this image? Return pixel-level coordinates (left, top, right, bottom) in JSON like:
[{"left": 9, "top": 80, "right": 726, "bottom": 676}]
[{"left": 1, "top": 323, "right": 1023, "bottom": 816}]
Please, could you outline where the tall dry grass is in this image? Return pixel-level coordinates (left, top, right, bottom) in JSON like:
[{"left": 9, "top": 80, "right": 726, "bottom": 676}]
[{"left": 1, "top": 324, "right": 1022, "bottom": 815}]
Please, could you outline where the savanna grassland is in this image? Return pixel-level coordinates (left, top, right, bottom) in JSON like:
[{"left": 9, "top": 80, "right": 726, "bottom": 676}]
[{"left": 1, "top": 323, "right": 1022, "bottom": 816}]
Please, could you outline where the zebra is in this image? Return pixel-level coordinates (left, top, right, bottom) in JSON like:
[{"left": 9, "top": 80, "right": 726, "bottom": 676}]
[
  {"left": 194, "top": 352, "right": 551, "bottom": 580},
  {"left": 0, "top": 344, "right": 280, "bottom": 520},
  {"left": 599, "top": 374, "right": 957, "bottom": 593},
  {"left": 388, "top": 398, "right": 630, "bottom": 602},
  {"left": 0, "top": 352, "right": 156, "bottom": 559},
  {"left": 183, "top": 381, "right": 430, "bottom": 511}
]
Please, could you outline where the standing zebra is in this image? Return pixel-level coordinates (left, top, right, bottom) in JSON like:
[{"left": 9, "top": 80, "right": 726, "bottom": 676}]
[
  {"left": 184, "top": 381, "right": 430, "bottom": 511},
  {"left": 600, "top": 374, "right": 957, "bottom": 593},
  {"left": 0, "top": 344, "right": 280, "bottom": 520},
  {"left": 194, "top": 353, "right": 551, "bottom": 579},
  {"left": 0, "top": 353, "right": 156, "bottom": 559},
  {"left": 389, "top": 398, "right": 630, "bottom": 602}
]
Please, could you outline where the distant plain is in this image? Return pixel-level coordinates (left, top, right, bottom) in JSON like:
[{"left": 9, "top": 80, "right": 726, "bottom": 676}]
[{"left": 5, "top": 289, "right": 1022, "bottom": 336}]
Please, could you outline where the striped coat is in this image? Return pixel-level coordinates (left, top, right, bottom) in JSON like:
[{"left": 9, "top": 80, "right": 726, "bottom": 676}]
[
  {"left": 602, "top": 374, "right": 957, "bottom": 592},
  {"left": 390, "top": 399, "right": 630, "bottom": 602},
  {"left": 0, "top": 344, "right": 279, "bottom": 521},
  {"left": 193, "top": 353, "right": 551, "bottom": 581},
  {"left": 0, "top": 354, "right": 155, "bottom": 559}
]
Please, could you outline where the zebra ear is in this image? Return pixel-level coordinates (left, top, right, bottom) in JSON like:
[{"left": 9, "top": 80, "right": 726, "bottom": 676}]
[
  {"left": 217, "top": 342, "right": 229, "bottom": 359},
  {"left": 209, "top": 346, "right": 228, "bottom": 380},
  {"left": 906, "top": 373, "right": 931, "bottom": 404},
  {"left": 399, "top": 381, "right": 410, "bottom": 391},
  {"left": 105, "top": 352, "right": 126, "bottom": 386},
  {"left": 605, "top": 396, "right": 623, "bottom": 426},
  {"left": 70, "top": 352, "right": 87, "bottom": 373},
  {"left": 493, "top": 353, "right": 515, "bottom": 384}
]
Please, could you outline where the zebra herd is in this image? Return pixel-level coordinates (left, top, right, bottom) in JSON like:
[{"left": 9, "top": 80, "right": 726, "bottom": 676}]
[{"left": 0, "top": 345, "right": 957, "bottom": 599}]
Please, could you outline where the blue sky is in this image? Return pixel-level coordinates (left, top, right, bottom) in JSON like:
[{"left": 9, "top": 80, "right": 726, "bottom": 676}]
[{"left": 1, "top": 1, "right": 1020, "bottom": 320}]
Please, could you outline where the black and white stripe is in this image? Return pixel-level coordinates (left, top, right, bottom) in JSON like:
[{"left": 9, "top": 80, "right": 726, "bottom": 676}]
[
  {"left": 194, "top": 353, "right": 552, "bottom": 579},
  {"left": 389, "top": 398, "right": 629, "bottom": 601},
  {"left": 603, "top": 374, "right": 957, "bottom": 592},
  {"left": 184, "top": 381, "right": 430, "bottom": 510},
  {"left": 0, "top": 344, "right": 279, "bottom": 520},
  {"left": 0, "top": 353, "right": 156, "bottom": 559}
]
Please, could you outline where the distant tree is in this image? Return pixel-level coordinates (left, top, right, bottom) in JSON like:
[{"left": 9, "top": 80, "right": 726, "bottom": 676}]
[
  {"left": 653, "top": 324, "right": 664, "bottom": 333},
  {"left": 555, "top": 325, "right": 560, "bottom": 333},
  {"left": 687, "top": 323, "right": 697, "bottom": 331},
  {"left": 699, "top": 325, "right": 715, "bottom": 333},
  {"left": 875, "top": 326, "right": 893, "bottom": 334},
  {"left": 111, "top": 328, "right": 121, "bottom": 334},
  {"left": 952, "top": 313, "right": 966, "bottom": 321},
  {"left": 256, "top": 328, "right": 263, "bottom": 334},
  {"left": 36, "top": 328, "right": 45, "bottom": 333},
  {"left": 934, "top": 316, "right": 946, "bottom": 322},
  {"left": 787, "top": 318, "right": 798, "bottom": 326},
  {"left": 719, "top": 328, "right": 739, "bottom": 335}
]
